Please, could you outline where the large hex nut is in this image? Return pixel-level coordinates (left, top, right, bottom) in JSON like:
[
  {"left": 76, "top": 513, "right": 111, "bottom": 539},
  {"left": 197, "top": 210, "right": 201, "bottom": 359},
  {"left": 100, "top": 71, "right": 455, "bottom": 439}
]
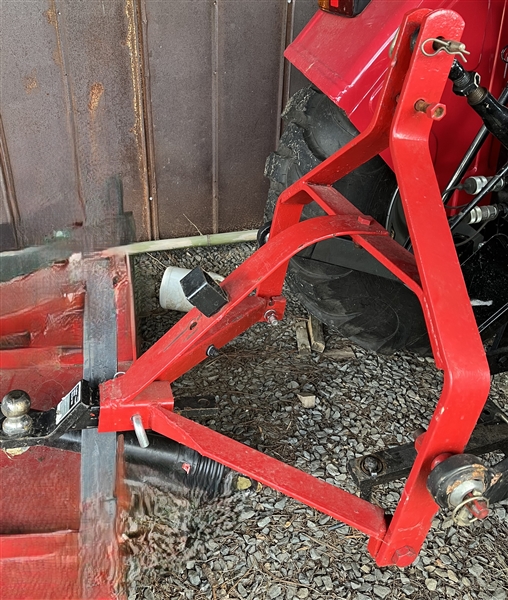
[{"left": 180, "top": 267, "right": 229, "bottom": 318}]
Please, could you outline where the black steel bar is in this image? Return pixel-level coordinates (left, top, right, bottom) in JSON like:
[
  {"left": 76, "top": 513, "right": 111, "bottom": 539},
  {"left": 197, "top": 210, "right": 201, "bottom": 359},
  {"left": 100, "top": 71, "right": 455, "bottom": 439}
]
[
  {"left": 349, "top": 400, "right": 508, "bottom": 500},
  {"left": 80, "top": 259, "right": 119, "bottom": 597},
  {"left": 486, "top": 457, "right": 508, "bottom": 504}
]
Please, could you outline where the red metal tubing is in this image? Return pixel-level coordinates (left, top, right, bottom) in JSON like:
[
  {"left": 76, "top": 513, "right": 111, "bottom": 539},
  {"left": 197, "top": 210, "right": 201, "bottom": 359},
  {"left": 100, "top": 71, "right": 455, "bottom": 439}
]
[{"left": 150, "top": 407, "right": 388, "bottom": 541}]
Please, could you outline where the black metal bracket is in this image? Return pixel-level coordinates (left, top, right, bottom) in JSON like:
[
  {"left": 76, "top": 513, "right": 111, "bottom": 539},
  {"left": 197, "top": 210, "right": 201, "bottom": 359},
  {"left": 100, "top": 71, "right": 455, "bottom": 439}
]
[
  {"left": 348, "top": 399, "right": 508, "bottom": 501},
  {"left": 180, "top": 267, "right": 229, "bottom": 318},
  {"left": 486, "top": 455, "right": 508, "bottom": 504},
  {"left": 0, "top": 380, "right": 99, "bottom": 451},
  {"left": 173, "top": 395, "right": 218, "bottom": 418},
  {"left": 0, "top": 389, "right": 218, "bottom": 452}
]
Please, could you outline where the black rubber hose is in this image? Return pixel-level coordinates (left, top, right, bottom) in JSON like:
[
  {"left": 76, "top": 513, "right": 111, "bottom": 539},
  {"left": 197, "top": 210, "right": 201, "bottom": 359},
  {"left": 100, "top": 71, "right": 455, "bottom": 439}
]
[
  {"left": 52, "top": 430, "right": 226, "bottom": 498},
  {"left": 442, "top": 83, "right": 508, "bottom": 203},
  {"left": 449, "top": 61, "right": 508, "bottom": 150}
]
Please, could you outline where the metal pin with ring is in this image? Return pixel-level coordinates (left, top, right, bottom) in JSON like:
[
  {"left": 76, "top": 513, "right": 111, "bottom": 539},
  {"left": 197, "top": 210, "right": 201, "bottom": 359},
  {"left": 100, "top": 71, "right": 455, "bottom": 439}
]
[
  {"left": 421, "top": 37, "right": 470, "bottom": 62},
  {"left": 452, "top": 494, "right": 489, "bottom": 526},
  {"left": 132, "top": 414, "right": 150, "bottom": 448}
]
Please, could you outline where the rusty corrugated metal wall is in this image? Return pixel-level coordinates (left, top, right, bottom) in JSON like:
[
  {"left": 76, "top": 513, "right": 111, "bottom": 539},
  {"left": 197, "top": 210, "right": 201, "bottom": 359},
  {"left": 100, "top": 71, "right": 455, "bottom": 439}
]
[{"left": 0, "top": 0, "right": 316, "bottom": 251}]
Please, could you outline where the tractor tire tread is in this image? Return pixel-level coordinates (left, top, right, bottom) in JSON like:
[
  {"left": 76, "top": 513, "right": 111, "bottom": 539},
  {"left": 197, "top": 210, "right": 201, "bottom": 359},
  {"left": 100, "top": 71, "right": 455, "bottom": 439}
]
[{"left": 264, "top": 86, "right": 429, "bottom": 355}]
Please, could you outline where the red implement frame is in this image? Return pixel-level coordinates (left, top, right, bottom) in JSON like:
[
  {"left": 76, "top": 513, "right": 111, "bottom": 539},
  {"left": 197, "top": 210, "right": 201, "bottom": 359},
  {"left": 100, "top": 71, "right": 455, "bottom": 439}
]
[{"left": 99, "top": 9, "right": 490, "bottom": 567}]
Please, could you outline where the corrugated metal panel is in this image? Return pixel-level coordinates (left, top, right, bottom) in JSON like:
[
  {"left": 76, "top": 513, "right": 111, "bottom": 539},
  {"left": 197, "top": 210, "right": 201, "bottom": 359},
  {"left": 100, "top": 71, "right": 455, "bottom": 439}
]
[
  {"left": 0, "top": 1, "right": 82, "bottom": 247},
  {"left": 216, "top": 0, "right": 288, "bottom": 233},
  {"left": 143, "top": 0, "right": 214, "bottom": 239},
  {"left": 49, "top": 0, "right": 150, "bottom": 240},
  {"left": 146, "top": 0, "right": 290, "bottom": 239},
  {"left": 0, "top": 0, "right": 150, "bottom": 249},
  {"left": 0, "top": 113, "right": 18, "bottom": 251},
  {"left": 290, "top": 0, "right": 318, "bottom": 97},
  {"left": 0, "top": 0, "right": 316, "bottom": 249}
]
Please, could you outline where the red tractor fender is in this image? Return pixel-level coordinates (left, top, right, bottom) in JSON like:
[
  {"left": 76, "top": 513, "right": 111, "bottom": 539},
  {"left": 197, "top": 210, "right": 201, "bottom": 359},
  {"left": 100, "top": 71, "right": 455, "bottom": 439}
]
[{"left": 285, "top": 0, "right": 507, "bottom": 190}]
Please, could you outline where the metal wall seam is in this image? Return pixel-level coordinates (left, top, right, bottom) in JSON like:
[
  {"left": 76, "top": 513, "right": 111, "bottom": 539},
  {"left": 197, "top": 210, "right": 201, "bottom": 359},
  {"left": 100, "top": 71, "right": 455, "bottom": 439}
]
[
  {"left": 212, "top": 0, "right": 220, "bottom": 235},
  {"left": 0, "top": 114, "right": 19, "bottom": 250},
  {"left": 277, "top": 0, "right": 295, "bottom": 147},
  {"left": 136, "top": 0, "right": 159, "bottom": 241}
]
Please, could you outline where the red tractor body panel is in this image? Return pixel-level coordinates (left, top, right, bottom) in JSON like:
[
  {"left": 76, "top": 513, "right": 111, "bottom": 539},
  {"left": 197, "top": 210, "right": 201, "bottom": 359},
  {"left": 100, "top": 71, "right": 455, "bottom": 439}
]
[{"left": 286, "top": 0, "right": 507, "bottom": 190}]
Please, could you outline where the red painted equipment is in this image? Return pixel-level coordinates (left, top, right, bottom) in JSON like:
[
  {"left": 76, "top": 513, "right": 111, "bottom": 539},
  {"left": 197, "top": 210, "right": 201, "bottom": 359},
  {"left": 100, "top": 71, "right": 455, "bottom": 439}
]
[
  {"left": 98, "top": 8, "right": 489, "bottom": 567},
  {"left": 287, "top": 0, "right": 506, "bottom": 194},
  {"left": 1, "top": 4, "right": 508, "bottom": 597}
]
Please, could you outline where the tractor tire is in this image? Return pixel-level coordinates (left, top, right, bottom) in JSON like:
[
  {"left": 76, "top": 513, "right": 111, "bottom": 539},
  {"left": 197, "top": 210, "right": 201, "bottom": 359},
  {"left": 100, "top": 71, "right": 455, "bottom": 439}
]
[{"left": 264, "top": 86, "right": 430, "bottom": 354}]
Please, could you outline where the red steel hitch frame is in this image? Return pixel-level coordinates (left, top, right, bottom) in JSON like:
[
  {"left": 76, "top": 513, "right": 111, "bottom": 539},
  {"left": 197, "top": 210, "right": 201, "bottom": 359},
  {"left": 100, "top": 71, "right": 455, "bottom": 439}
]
[{"left": 98, "top": 9, "right": 490, "bottom": 567}]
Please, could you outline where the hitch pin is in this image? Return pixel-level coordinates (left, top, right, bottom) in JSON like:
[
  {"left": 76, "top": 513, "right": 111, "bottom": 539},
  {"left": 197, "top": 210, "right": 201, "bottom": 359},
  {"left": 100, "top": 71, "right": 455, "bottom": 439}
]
[
  {"left": 421, "top": 38, "right": 470, "bottom": 62},
  {"left": 132, "top": 414, "right": 150, "bottom": 448}
]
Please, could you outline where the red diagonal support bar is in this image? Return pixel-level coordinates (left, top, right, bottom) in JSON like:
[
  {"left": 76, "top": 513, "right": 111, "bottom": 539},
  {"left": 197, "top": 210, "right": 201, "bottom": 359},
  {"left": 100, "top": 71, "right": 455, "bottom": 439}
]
[
  {"left": 99, "top": 211, "right": 420, "bottom": 555},
  {"left": 149, "top": 407, "right": 387, "bottom": 541},
  {"left": 100, "top": 213, "right": 398, "bottom": 407}
]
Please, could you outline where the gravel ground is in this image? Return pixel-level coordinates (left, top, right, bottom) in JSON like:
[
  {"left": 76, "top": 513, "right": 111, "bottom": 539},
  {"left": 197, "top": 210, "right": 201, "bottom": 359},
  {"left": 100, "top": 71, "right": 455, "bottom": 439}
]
[{"left": 126, "top": 243, "right": 508, "bottom": 600}]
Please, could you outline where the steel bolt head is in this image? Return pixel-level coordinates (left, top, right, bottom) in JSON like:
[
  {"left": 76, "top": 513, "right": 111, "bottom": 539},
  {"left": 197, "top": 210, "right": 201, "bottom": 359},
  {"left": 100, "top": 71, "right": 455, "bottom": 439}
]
[
  {"left": 2, "top": 414, "right": 33, "bottom": 437},
  {"left": 264, "top": 310, "right": 279, "bottom": 326},
  {"left": 1, "top": 390, "right": 31, "bottom": 418},
  {"left": 392, "top": 545, "right": 417, "bottom": 567},
  {"left": 426, "top": 102, "right": 446, "bottom": 121},
  {"left": 465, "top": 497, "right": 490, "bottom": 521},
  {"left": 206, "top": 345, "right": 220, "bottom": 358},
  {"left": 414, "top": 100, "right": 446, "bottom": 121},
  {"left": 360, "top": 455, "right": 383, "bottom": 476}
]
